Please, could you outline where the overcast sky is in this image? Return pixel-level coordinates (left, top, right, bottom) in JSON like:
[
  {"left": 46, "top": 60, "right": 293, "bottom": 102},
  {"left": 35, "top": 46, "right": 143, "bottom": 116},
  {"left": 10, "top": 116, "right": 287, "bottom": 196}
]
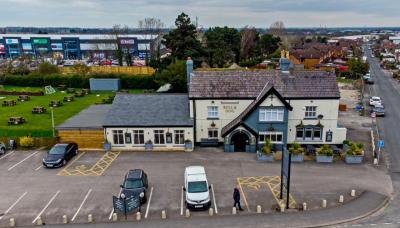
[{"left": 1, "top": 0, "right": 399, "bottom": 28}]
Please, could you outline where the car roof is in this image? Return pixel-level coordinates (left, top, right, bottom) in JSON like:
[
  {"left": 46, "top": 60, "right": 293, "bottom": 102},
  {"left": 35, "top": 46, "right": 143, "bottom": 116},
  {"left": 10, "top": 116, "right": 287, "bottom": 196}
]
[
  {"left": 186, "top": 166, "right": 207, "bottom": 182},
  {"left": 371, "top": 96, "right": 381, "bottom": 99},
  {"left": 126, "top": 169, "right": 144, "bottom": 179}
]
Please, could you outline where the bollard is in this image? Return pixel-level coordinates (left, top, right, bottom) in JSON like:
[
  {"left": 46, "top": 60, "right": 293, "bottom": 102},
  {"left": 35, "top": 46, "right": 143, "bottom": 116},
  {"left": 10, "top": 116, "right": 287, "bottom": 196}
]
[
  {"left": 136, "top": 212, "right": 141, "bottom": 221},
  {"left": 161, "top": 210, "right": 167, "bottom": 219},
  {"left": 112, "top": 213, "right": 118, "bottom": 221},
  {"left": 185, "top": 209, "right": 190, "bottom": 218},
  {"left": 322, "top": 199, "right": 327, "bottom": 208},
  {"left": 9, "top": 218, "right": 15, "bottom": 227},
  {"left": 374, "top": 158, "right": 378, "bottom": 165},
  {"left": 257, "top": 205, "right": 262, "bottom": 214},
  {"left": 279, "top": 203, "right": 285, "bottom": 212},
  {"left": 88, "top": 214, "right": 93, "bottom": 223},
  {"left": 209, "top": 208, "right": 214, "bottom": 216},
  {"left": 302, "top": 202, "right": 307, "bottom": 211},
  {"left": 232, "top": 207, "right": 237, "bottom": 215},
  {"left": 339, "top": 195, "right": 344, "bottom": 203},
  {"left": 62, "top": 215, "right": 68, "bottom": 224},
  {"left": 36, "top": 216, "right": 43, "bottom": 226},
  {"left": 351, "top": 189, "right": 356, "bottom": 197}
]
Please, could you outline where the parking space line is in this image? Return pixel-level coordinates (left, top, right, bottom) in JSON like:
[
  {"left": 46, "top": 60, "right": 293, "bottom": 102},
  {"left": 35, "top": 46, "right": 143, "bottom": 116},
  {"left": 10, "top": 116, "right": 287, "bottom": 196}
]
[
  {"left": 35, "top": 165, "right": 43, "bottom": 171},
  {"left": 71, "top": 189, "right": 92, "bottom": 222},
  {"left": 0, "top": 191, "right": 27, "bottom": 220},
  {"left": 32, "top": 190, "right": 60, "bottom": 224},
  {"left": 211, "top": 184, "right": 218, "bottom": 214},
  {"left": 236, "top": 178, "right": 250, "bottom": 212},
  {"left": 180, "top": 186, "right": 184, "bottom": 216},
  {"left": 144, "top": 187, "right": 153, "bottom": 219},
  {"left": 109, "top": 188, "right": 122, "bottom": 220},
  {"left": 0, "top": 151, "right": 14, "bottom": 161},
  {"left": 8, "top": 151, "right": 39, "bottom": 171}
]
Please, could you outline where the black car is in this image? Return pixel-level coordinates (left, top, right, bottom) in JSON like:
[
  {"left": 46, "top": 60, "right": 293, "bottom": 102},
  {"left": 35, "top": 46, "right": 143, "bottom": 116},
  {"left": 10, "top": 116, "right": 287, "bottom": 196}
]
[
  {"left": 120, "top": 169, "right": 149, "bottom": 204},
  {"left": 366, "top": 77, "right": 374, "bottom": 84},
  {"left": 43, "top": 142, "right": 78, "bottom": 168}
]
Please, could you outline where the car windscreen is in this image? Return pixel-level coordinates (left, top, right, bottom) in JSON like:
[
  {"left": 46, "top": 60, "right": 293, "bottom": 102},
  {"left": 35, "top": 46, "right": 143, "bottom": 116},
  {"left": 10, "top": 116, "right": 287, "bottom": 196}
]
[
  {"left": 124, "top": 179, "right": 143, "bottom": 189},
  {"left": 188, "top": 181, "right": 208, "bottom": 193},
  {"left": 48, "top": 145, "right": 67, "bottom": 155}
]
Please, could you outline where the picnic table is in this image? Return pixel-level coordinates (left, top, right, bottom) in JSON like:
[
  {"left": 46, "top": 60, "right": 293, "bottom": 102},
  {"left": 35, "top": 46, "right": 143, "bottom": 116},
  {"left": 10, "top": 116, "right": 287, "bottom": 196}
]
[
  {"left": 32, "top": 106, "right": 46, "bottom": 114},
  {"left": 58, "top": 84, "right": 67, "bottom": 90},
  {"left": 305, "top": 144, "right": 316, "bottom": 155},
  {"left": 75, "top": 91, "right": 86, "bottom": 97},
  {"left": 63, "top": 96, "right": 75, "bottom": 102},
  {"left": 2, "top": 100, "right": 16, "bottom": 107},
  {"left": 330, "top": 145, "right": 340, "bottom": 154},
  {"left": 18, "top": 95, "right": 30, "bottom": 101},
  {"left": 49, "top": 100, "right": 63, "bottom": 107},
  {"left": 102, "top": 95, "right": 115, "bottom": 104},
  {"left": 82, "top": 89, "right": 90, "bottom": 94},
  {"left": 8, "top": 116, "right": 26, "bottom": 125},
  {"left": 66, "top": 88, "right": 76, "bottom": 94}
]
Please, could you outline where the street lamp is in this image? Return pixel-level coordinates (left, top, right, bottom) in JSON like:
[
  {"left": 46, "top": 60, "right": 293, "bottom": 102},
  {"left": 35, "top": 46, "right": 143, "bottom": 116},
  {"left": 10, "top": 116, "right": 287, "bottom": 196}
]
[{"left": 50, "top": 107, "right": 55, "bottom": 137}]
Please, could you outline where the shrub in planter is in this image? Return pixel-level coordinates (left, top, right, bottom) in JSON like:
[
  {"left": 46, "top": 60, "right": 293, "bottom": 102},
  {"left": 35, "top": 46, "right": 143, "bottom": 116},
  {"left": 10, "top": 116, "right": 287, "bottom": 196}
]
[
  {"left": 257, "top": 139, "right": 274, "bottom": 161},
  {"left": 345, "top": 142, "right": 364, "bottom": 164},
  {"left": 316, "top": 144, "right": 334, "bottom": 163},
  {"left": 289, "top": 142, "right": 304, "bottom": 162},
  {"left": 184, "top": 140, "right": 193, "bottom": 150},
  {"left": 103, "top": 140, "right": 111, "bottom": 151},
  {"left": 19, "top": 136, "right": 34, "bottom": 148}
]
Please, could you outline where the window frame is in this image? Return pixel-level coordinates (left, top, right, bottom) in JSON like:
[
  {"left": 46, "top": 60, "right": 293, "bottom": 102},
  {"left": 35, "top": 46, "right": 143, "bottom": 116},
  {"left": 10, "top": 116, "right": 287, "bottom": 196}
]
[
  {"left": 305, "top": 106, "right": 317, "bottom": 119},
  {"left": 154, "top": 130, "right": 165, "bottom": 145},
  {"left": 132, "top": 130, "right": 145, "bottom": 145},
  {"left": 112, "top": 130, "right": 124, "bottom": 145},
  {"left": 207, "top": 106, "right": 219, "bottom": 118},
  {"left": 259, "top": 108, "right": 284, "bottom": 122},
  {"left": 258, "top": 131, "right": 284, "bottom": 144},
  {"left": 208, "top": 128, "right": 219, "bottom": 139},
  {"left": 174, "top": 130, "right": 185, "bottom": 145}
]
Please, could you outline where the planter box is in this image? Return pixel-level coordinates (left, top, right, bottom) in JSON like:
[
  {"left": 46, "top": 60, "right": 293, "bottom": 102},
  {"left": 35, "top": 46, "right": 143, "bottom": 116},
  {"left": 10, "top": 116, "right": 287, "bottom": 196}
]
[
  {"left": 145, "top": 143, "right": 153, "bottom": 151},
  {"left": 185, "top": 142, "right": 193, "bottom": 150},
  {"left": 290, "top": 153, "right": 304, "bottom": 162},
  {"left": 103, "top": 142, "right": 111, "bottom": 151},
  {"left": 316, "top": 155, "right": 334, "bottom": 163},
  {"left": 257, "top": 151, "right": 274, "bottom": 162},
  {"left": 345, "top": 155, "right": 364, "bottom": 164}
]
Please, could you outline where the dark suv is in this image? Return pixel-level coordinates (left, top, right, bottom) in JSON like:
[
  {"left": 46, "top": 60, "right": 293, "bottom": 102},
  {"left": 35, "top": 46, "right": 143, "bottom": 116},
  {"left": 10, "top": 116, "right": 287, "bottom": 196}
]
[{"left": 120, "top": 169, "right": 149, "bottom": 204}]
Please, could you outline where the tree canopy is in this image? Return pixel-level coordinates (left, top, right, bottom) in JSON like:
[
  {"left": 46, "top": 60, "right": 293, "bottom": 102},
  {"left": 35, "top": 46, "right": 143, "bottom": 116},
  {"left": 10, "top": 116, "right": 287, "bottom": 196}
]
[{"left": 205, "top": 26, "right": 240, "bottom": 67}]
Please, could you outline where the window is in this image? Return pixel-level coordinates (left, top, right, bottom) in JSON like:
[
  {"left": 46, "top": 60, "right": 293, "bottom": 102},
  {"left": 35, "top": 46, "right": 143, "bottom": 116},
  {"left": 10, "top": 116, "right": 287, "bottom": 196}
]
[
  {"left": 208, "top": 128, "right": 218, "bottom": 138},
  {"left": 125, "top": 133, "right": 132, "bottom": 144},
  {"left": 259, "top": 109, "right": 284, "bottom": 121},
  {"left": 296, "top": 127, "right": 323, "bottom": 141},
  {"left": 305, "top": 106, "right": 317, "bottom": 118},
  {"left": 133, "top": 130, "right": 144, "bottom": 145},
  {"left": 207, "top": 106, "right": 219, "bottom": 118},
  {"left": 154, "top": 130, "right": 165, "bottom": 144},
  {"left": 313, "top": 127, "right": 322, "bottom": 139},
  {"left": 174, "top": 130, "right": 185, "bottom": 144},
  {"left": 259, "top": 131, "right": 283, "bottom": 143},
  {"left": 305, "top": 127, "right": 313, "bottom": 140},
  {"left": 112, "top": 130, "right": 124, "bottom": 145},
  {"left": 296, "top": 128, "right": 304, "bottom": 139}
]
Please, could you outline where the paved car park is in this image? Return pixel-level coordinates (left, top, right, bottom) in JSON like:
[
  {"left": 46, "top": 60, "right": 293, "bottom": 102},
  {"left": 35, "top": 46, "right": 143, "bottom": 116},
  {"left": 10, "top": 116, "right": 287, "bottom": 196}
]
[{"left": 0, "top": 148, "right": 393, "bottom": 227}]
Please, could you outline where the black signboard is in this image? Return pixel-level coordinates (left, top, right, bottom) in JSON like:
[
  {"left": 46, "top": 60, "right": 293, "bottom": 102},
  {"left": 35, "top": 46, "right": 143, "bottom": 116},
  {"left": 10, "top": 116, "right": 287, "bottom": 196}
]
[
  {"left": 125, "top": 195, "right": 140, "bottom": 212},
  {"left": 280, "top": 148, "right": 292, "bottom": 209},
  {"left": 166, "top": 132, "right": 173, "bottom": 144},
  {"left": 113, "top": 196, "right": 125, "bottom": 213}
]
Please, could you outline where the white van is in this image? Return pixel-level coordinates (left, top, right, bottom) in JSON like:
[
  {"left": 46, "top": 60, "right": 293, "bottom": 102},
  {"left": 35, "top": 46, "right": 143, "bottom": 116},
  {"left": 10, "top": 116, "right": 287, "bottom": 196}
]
[{"left": 184, "top": 166, "right": 211, "bottom": 210}]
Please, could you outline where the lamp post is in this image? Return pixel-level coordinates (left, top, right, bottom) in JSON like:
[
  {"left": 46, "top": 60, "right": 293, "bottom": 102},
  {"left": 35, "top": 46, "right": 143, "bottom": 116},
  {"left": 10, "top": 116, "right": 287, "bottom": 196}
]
[
  {"left": 51, "top": 107, "right": 55, "bottom": 137},
  {"left": 120, "top": 193, "right": 127, "bottom": 220}
]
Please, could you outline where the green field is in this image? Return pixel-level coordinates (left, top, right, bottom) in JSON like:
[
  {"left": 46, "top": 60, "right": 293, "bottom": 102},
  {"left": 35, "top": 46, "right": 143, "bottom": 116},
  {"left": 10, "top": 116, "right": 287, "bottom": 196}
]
[{"left": 0, "top": 86, "right": 123, "bottom": 137}]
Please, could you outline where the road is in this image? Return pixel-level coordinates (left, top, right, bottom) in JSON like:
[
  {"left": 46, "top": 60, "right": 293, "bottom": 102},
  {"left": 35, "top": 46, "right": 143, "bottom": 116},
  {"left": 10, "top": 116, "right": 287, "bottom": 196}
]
[{"left": 347, "top": 46, "right": 400, "bottom": 227}]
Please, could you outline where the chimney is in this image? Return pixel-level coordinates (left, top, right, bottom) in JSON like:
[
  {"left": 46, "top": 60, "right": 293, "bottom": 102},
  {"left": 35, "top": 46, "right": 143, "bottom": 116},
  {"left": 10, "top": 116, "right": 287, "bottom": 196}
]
[{"left": 186, "top": 57, "right": 194, "bottom": 85}]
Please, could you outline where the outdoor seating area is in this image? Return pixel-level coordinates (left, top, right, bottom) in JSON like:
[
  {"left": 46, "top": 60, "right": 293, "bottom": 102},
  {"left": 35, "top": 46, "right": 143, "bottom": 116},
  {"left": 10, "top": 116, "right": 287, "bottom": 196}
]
[
  {"left": 66, "top": 88, "right": 76, "bottom": 93},
  {"left": 17, "top": 95, "right": 30, "bottom": 101},
  {"left": 75, "top": 91, "right": 86, "bottom": 97},
  {"left": 49, "top": 100, "right": 63, "bottom": 107},
  {"left": 2, "top": 100, "right": 16, "bottom": 107},
  {"left": 8, "top": 116, "right": 26, "bottom": 125},
  {"left": 63, "top": 96, "right": 75, "bottom": 102},
  {"left": 32, "top": 106, "right": 46, "bottom": 114},
  {"left": 101, "top": 95, "right": 115, "bottom": 104}
]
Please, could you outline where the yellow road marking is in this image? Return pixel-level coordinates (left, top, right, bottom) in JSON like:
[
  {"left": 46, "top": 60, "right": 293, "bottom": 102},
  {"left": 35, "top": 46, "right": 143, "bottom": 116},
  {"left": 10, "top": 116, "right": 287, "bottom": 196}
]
[
  {"left": 58, "top": 151, "right": 120, "bottom": 176},
  {"left": 236, "top": 177, "right": 250, "bottom": 212}
]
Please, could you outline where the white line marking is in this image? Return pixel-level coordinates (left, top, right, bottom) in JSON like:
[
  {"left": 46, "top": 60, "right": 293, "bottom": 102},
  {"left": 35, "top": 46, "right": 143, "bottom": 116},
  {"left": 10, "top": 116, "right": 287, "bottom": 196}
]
[
  {"left": 71, "top": 189, "right": 92, "bottom": 222},
  {"left": 383, "top": 223, "right": 392, "bottom": 225},
  {"left": 0, "top": 191, "right": 27, "bottom": 220},
  {"left": 211, "top": 184, "right": 218, "bottom": 214},
  {"left": 109, "top": 188, "right": 123, "bottom": 220},
  {"left": 32, "top": 190, "right": 60, "bottom": 224},
  {"left": 8, "top": 151, "right": 39, "bottom": 171},
  {"left": 351, "top": 225, "right": 362, "bottom": 227},
  {"left": 180, "top": 186, "right": 184, "bottom": 216},
  {"left": 370, "top": 224, "right": 376, "bottom": 226},
  {"left": 144, "top": 187, "right": 153, "bottom": 219},
  {"left": 35, "top": 165, "right": 43, "bottom": 171},
  {"left": 0, "top": 151, "right": 14, "bottom": 160}
]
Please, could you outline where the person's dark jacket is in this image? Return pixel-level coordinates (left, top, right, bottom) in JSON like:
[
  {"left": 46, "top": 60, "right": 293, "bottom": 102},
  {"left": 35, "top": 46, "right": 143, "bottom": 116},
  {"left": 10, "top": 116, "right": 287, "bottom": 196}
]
[{"left": 233, "top": 188, "right": 240, "bottom": 202}]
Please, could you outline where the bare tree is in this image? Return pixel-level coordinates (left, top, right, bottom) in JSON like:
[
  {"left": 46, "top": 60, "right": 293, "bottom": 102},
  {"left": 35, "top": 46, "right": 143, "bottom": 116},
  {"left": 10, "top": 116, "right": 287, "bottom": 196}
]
[
  {"left": 138, "top": 18, "right": 165, "bottom": 64},
  {"left": 269, "top": 21, "right": 286, "bottom": 37},
  {"left": 240, "top": 26, "right": 258, "bottom": 60}
]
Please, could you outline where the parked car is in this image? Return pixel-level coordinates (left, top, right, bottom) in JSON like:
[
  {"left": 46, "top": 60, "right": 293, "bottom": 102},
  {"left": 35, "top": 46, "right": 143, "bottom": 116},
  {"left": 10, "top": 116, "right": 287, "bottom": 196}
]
[
  {"left": 111, "top": 60, "right": 120, "bottom": 66},
  {"left": 184, "top": 166, "right": 211, "bottom": 210},
  {"left": 120, "top": 169, "right": 148, "bottom": 204},
  {"left": 42, "top": 142, "right": 78, "bottom": 168},
  {"left": 369, "top": 96, "right": 382, "bottom": 106},
  {"left": 372, "top": 104, "right": 385, "bottom": 117},
  {"left": 363, "top": 73, "right": 371, "bottom": 80},
  {"left": 100, "top": 60, "right": 112, "bottom": 66},
  {"left": 0, "top": 141, "right": 6, "bottom": 155},
  {"left": 366, "top": 77, "right": 374, "bottom": 84}
]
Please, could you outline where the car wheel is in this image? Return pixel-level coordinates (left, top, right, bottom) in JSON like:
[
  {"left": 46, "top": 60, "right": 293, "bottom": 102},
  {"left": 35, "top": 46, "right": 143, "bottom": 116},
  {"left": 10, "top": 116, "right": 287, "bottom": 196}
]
[
  {"left": 62, "top": 159, "right": 67, "bottom": 166},
  {"left": 74, "top": 150, "right": 78, "bottom": 156}
]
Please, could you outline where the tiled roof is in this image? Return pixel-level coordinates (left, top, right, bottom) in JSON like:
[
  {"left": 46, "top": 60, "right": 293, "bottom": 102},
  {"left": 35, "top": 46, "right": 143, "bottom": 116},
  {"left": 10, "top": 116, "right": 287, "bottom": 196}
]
[
  {"left": 103, "top": 94, "right": 193, "bottom": 127},
  {"left": 189, "top": 70, "right": 340, "bottom": 99}
]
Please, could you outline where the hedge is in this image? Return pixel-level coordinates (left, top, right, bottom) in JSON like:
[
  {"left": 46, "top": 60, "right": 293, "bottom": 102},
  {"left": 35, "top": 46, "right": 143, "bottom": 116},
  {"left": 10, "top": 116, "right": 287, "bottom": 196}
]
[{"left": 1, "top": 73, "right": 159, "bottom": 90}]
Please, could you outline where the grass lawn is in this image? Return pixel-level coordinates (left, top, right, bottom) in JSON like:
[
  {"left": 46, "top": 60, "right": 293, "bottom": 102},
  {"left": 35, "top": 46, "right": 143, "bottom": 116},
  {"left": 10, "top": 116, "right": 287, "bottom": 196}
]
[
  {"left": 336, "top": 77, "right": 355, "bottom": 84},
  {"left": 0, "top": 86, "right": 117, "bottom": 137}
]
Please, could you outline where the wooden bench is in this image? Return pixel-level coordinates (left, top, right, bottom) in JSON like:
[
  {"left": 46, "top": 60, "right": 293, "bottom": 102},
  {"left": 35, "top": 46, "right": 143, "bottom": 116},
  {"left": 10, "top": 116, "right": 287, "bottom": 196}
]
[
  {"left": 75, "top": 91, "right": 86, "bottom": 97},
  {"left": 49, "top": 100, "right": 63, "bottom": 107},
  {"left": 2, "top": 100, "right": 16, "bottom": 107},
  {"left": 32, "top": 106, "right": 46, "bottom": 114},
  {"left": 63, "top": 96, "right": 75, "bottom": 102},
  {"left": 18, "top": 95, "right": 30, "bottom": 101},
  {"left": 8, "top": 117, "right": 26, "bottom": 125},
  {"left": 66, "top": 88, "right": 76, "bottom": 94},
  {"left": 200, "top": 138, "right": 219, "bottom": 146}
]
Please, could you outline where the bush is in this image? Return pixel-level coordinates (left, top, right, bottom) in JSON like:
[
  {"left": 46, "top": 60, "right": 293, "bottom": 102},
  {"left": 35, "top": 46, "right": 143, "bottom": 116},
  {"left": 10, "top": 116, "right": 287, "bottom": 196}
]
[
  {"left": 38, "top": 62, "right": 60, "bottom": 75},
  {"left": 289, "top": 141, "right": 304, "bottom": 155},
  {"left": 317, "top": 144, "right": 333, "bottom": 156},
  {"left": 261, "top": 139, "right": 272, "bottom": 155},
  {"left": 19, "top": 136, "right": 34, "bottom": 148},
  {"left": 346, "top": 142, "right": 364, "bottom": 156}
]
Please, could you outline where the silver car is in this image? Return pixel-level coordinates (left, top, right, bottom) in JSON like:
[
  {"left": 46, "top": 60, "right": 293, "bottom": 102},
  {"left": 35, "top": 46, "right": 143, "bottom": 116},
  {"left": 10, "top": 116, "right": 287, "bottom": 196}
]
[{"left": 0, "top": 142, "right": 6, "bottom": 155}]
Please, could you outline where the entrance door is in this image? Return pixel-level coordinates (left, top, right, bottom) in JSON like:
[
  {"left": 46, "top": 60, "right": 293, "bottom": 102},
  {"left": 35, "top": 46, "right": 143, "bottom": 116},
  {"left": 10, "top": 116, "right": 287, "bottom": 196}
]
[{"left": 231, "top": 132, "right": 249, "bottom": 152}]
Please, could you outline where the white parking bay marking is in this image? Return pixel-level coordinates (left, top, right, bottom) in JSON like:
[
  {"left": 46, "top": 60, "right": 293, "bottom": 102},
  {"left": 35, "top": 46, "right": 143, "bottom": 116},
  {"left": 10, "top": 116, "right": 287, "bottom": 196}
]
[
  {"left": 144, "top": 187, "right": 153, "bottom": 219},
  {"left": 32, "top": 190, "right": 60, "bottom": 224},
  {"left": 71, "top": 189, "right": 92, "bottom": 222},
  {"left": 35, "top": 165, "right": 43, "bottom": 171},
  {"left": 211, "top": 184, "right": 218, "bottom": 214},
  {"left": 8, "top": 151, "right": 39, "bottom": 171},
  {"left": 0, "top": 151, "right": 14, "bottom": 161},
  {"left": 109, "top": 188, "right": 123, "bottom": 220},
  {"left": 180, "top": 186, "right": 184, "bottom": 216},
  {"left": 0, "top": 191, "right": 27, "bottom": 220}
]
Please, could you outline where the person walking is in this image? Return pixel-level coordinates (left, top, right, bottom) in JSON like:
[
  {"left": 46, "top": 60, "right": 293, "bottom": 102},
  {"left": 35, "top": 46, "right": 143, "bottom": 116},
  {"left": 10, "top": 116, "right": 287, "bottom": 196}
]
[{"left": 233, "top": 186, "right": 244, "bottom": 211}]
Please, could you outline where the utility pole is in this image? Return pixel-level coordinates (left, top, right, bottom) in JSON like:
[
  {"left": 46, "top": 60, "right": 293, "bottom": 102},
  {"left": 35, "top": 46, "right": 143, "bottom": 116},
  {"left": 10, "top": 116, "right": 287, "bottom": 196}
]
[{"left": 51, "top": 107, "right": 55, "bottom": 137}]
